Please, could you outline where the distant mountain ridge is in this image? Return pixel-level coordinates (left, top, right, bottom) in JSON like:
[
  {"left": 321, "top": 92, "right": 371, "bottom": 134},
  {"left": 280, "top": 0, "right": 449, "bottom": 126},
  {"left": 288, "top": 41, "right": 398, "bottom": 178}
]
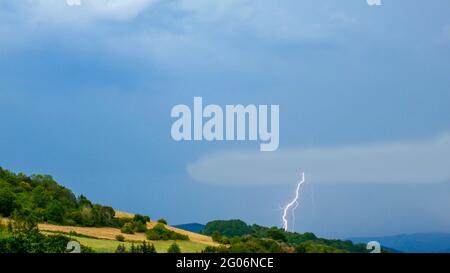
[
  {"left": 174, "top": 223, "right": 205, "bottom": 233},
  {"left": 349, "top": 232, "right": 450, "bottom": 253}
]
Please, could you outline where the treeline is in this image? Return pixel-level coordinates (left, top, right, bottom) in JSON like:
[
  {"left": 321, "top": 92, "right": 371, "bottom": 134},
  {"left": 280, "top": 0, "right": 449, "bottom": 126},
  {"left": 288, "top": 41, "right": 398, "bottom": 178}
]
[
  {"left": 202, "top": 220, "right": 369, "bottom": 253},
  {"left": 0, "top": 216, "right": 92, "bottom": 253},
  {"left": 0, "top": 167, "right": 190, "bottom": 244},
  {"left": 114, "top": 242, "right": 181, "bottom": 253},
  {"left": 0, "top": 167, "right": 118, "bottom": 227},
  {"left": 119, "top": 216, "right": 189, "bottom": 241},
  {"left": 145, "top": 223, "right": 189, "bottom": 241}
]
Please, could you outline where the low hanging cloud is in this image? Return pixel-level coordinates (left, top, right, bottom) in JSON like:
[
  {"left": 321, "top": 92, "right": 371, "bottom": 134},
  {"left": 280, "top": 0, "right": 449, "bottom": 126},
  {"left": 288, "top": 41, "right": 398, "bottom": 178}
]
[{"left": 187, "top": 132, "right": 450, "bottom": 186}]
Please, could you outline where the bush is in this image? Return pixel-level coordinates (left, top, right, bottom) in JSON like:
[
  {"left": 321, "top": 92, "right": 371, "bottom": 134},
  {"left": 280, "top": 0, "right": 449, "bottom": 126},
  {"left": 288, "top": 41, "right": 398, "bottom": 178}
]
[
  {"left": 203, "top": 220, "right": 251, "bottom": 237},
  {"left": 167, "top": 243, "right": 181, "bottom": 253},
  {"left": 266, "top": 227, "right": 287, "bottom": 242},
  {"left": 157, "top": 218, "right": 168, "bottom": 225},
  {"left": 133, "top": 214, "right": 150, "bottom": 224},
  {"left": 133, "top": 222, "right": 148, "bottom": 233},
  {"left": 146, "top": 223, "right": 189, "bottom": 241},
  {"left": 130, "top": 241, "right": 156, "bottom": 253},
  {"left": 115, "top": 235, "right": 125, "bottom": 242},
  {"left": 115, "top": 244, "right": 127, "bottom": 253},
  {"left": 45, "top": 201, "right": 65, "bottom": 223},
  {"left": 120, "top": 223, "right": 134, "bottom": 234},
  {"left": 0, "top": 219, "right": 77, "bottom": 253},
  {"left": 0, "top": 188, "right": 17, "bottom": 217}
]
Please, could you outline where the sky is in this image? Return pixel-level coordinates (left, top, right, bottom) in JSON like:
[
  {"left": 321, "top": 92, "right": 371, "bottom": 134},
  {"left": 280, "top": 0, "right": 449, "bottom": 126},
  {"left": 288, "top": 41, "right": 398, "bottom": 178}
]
[{"left": 0, "top": 0, "right": 449, "bottom": 239}]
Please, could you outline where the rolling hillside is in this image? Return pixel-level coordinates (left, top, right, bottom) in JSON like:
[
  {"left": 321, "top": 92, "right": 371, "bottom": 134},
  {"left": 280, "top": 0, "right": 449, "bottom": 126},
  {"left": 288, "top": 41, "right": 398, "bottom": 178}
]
[
  {"left": 2, "top": 214, "right": 218, "bottom": 253},
  {"left": 37, "top": 212, "right": 218, "bottom": 253},
  {"left": 0, "top": 167, "right": 217, "bottom": 253}
]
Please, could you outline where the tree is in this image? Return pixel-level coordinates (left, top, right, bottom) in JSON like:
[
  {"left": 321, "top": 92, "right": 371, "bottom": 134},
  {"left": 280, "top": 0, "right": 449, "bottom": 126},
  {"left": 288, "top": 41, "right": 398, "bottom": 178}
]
[
  {"left": 295, "top": 243, "right": 307, "bottom": 253},
  {"left": 45, "top": 200, "right": 65, "bottom": 223},
  {"left": 167, "top": 243, "right": 181, "bottom": 253},
  {"left": 115, "top": 235, "right": 125, "bottom": 242},
  {"left": 121, "top": 223, "right": 135, "bottom": 234},
  {"left": 141, "top": 241, "right": 156, "bottom": 253},
  {"left": 203, "top": 220, "right": 251, "bottom": 237},
  {"left": 0, "top": 188, "right": 17, "bottom": 217},
  {"left": 133, "top": 214, "right": 150, "bottom": 224},
  {"left": 266, "top": 227, "right": 287, "bottom": 242},
  {"left": 157, "top": 218, "right": 168, "bottom": 225},
  {"left": 115, "top": 244, "right": 127, "bottom": 253},
  {"left": 133, "top": 222, "right": 148, "bottom": 233},
  {"left": 130, "top": 241, "right": 156, "bottom": 253},
  {"left": 146, "top": 223, "right": 189, "bottom": 241},
  {"left": 211, "top": 231, "right": 222, "bottom": 242}
]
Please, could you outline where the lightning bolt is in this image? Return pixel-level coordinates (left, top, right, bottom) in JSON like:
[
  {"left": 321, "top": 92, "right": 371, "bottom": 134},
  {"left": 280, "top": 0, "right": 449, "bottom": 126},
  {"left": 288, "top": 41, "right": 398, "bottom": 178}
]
[{"left": 282, "top": 172, "right": 306, "bottom": 232}]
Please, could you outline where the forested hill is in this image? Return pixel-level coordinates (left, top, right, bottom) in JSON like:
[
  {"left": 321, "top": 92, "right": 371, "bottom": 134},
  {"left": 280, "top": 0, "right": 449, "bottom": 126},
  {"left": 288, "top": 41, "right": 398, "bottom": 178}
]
[
  {"left": 202, "top": 220, "right": 375, "bottom": 253},
  {"left": 0, "top": 167, "right": 117, "bottom": 227}
]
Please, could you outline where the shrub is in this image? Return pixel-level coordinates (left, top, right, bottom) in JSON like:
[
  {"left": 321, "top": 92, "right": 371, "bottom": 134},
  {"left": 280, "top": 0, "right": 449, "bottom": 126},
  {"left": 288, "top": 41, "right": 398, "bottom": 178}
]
[
  {"left": 133, "top": 214, "right": 150, "bottom": 224},
  {"left": 157, "top": 218, "right": 168, "bottom": 225},
  {"left": 120, "top": 223, "right": 134, "bottom": 234},
  {"left": 0, "top": 167, "right": 117, "bottom": 228},
  {"left": 0, "top": 219, "right": 77, "bottom": 253},
  {"left": 130, "top": 241, "right": 156, "bottom": 253},
  {"left": 203, "top": 220, "right": 251, "bottom": 237},
  {"left": 133, "top": 222, "right": 148, "bottom": 233},
  {"left": 146, "top": 223, "right": 189, "bottom": 241},
  {"left": 115, "top": 244, "right": 127, "bottom": 253},
  {"left": 115, "top": 235, "right": 125, "bottom": 242},
  {"left": 167, "top": 243, "right": 181, "bottom": 253}
]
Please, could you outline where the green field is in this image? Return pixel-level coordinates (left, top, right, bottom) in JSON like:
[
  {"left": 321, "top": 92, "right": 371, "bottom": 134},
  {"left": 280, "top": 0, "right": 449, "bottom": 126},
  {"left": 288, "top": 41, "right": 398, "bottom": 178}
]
[{"left": 69, "top": 236, "right": 208, "bottom": 253}]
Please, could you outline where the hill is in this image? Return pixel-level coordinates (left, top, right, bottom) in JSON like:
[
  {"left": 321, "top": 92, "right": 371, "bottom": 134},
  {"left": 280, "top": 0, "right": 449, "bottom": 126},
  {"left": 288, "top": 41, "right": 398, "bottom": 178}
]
[
  {"left": 174, "top": 223, "right": 205, "bottom": 233},
  {"left": 0, "top": 167, "right": 117, "bottom": 227},
  {"left": 202, "top": 219, "right": 373, "bottom": 253},
  {"left": 0, "top": 167, "right": 217, "bottom": 253},
  {"left": 349, "top": 233, "right": 450, "bottom": 253}
]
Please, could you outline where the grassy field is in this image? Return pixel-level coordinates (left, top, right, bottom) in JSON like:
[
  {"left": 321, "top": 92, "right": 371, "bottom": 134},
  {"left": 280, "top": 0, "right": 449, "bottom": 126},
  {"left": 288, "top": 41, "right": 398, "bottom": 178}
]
[
  {"left": 67, "top": 235, "right": 209, "bottom": 253},
  {"left": 3, "top": 212, "right": 219, "bottom": 253},
  {"left": 38, "top": 223, "right": 217, "bottom": 253}
]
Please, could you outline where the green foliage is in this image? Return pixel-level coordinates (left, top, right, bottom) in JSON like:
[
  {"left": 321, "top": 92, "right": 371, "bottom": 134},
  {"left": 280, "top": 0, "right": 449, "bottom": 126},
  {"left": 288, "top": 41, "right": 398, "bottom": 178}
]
[
  {"left": 0, "top": 187, "right": 17, "bottom": 217},
  {"left": 120, "top": 223, "right": 135, "bottom": 234},
  {"left": 211, "top": 231, "right": 224, "bottom": 243},
  {"left": 133, "top": 222, "right": 148, "bottom": 233},
  {"left": 266, "top": 227, "right": 287, "bottom": 242},
  {"left": 0, "top": 218, "right": 91, "bottom": 253},
  {"left": 130, "top": 241, "right": 157, "bottom": 253},
  {"left": 294, "top": 242, "right": 349, "bottom": 253},
  {"left": 204, "top": 219, "right": 371, "bottom": 253},
  {"left": 115, "top": 244, "right": 127, "bottom": 253},
  {"left": 157, "top": 218, "right": 168, "bottom": 225},
  {"left": 133, "top": 214, "right": 150, "bottom": 224},
  {"left": 202, "top": 236, "right": 284, "bottom": 253},
  {"left": 203, "top": 220, "right": 251, "bottom": 237},
  {"left": 0, "top": 167, "right": 116, "bottom": 227},
  {"left": 146, "top": 223, "right": 189, "bottom": 241},
  {"left": 119, "top": 218, "right": 148, "bottom": 234},
  {"left": 167, "top": 242, "right": 181, "bottom": 253},
  {"left": 46, "top": 200, "right": 65, "bottom": 223},
  {"left": 228, "top": 237, "right": 284, "bottom": 253},
  {"left": 115, "top": 234, "right": 125, "bottom": 242}
]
